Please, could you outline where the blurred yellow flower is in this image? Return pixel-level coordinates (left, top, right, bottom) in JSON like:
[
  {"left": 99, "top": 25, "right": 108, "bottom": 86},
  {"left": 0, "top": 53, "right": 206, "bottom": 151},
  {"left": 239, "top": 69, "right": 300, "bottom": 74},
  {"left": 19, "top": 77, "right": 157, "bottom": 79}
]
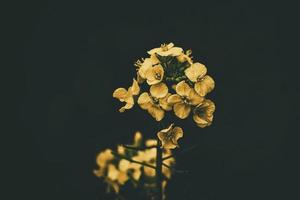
[
  {"left": 193, "top": 99, "right": 215, "bottom": 128},
  {"left": 94, "top": 149, "right": 114, "bottom": 177},
  {"left": 184, "top": 62, "right": 215, "bottom": 96},
  {"left": 138, "top": 82, "right": 171, "bottom": 121},
  {"left": 113, "top": 79, "right": 140, "bottom": 112},
  {"left": 157, "top": 124, "right": 183, "bottom": 149},
  {"left": 168, "top": 81, "right": 203, "bottom": 119},
  {"left": 148, "top": 43, "right": 183, "bottom": 57}
]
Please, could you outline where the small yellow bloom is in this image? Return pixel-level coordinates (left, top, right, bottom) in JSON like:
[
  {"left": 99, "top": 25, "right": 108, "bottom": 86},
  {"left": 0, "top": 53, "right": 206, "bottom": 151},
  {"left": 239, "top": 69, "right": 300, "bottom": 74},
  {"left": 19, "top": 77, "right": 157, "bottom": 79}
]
[
  {"left": 96, "top": 149, "right": 114, "bottom": 168},
  {"left": 157, "top": 124, "right": 183, "bottom": 149},
  {"left": 168, "top": 81, "right": 203, "bottom": 119},
  {"left": 184, "top": 62, "right": 215, "bottom": 96},
  {"left": 147, "top": 43, "right": 183, "bottom": 56},
  {"left": 113, "top": 79, "right": 140, "bottom": 112},
  {"left": 137, "top": 55, "right": 160, "bottom": 80},
  {"left": 145, "top": 64, "right": 164, "bottom": 85},
  {"left": 193, "top": 99, "right": 215, "bottom": 128},
  {"left": 137, "top": 82, "right": 171, "bottom": 121}
]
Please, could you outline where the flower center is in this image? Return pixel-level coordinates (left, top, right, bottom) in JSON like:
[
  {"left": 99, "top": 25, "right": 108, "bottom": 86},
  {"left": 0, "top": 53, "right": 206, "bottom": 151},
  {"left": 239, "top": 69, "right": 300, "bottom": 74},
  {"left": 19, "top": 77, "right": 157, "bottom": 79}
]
[
  {"left": 155, "top": 73, "right": 161, "bottom": 80},
  {"left": 197, "top": 76, "right": 204, "bottom": 82},
  {"left": 181, "top": 96, "right": 191, "bottom": 105},
  {"left": 152, "top": 97, "right": 159, "bottom": 105},
  {"left": 165, "top": 131, "right": 174, "bottom": 140}
]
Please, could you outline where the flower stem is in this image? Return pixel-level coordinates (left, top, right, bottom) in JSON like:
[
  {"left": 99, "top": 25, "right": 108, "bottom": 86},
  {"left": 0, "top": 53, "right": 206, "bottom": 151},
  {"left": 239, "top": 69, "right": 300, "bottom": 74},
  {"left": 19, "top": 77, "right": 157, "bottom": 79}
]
[{"left": 156, "top": 138, "right": 163, "bottom": 200}]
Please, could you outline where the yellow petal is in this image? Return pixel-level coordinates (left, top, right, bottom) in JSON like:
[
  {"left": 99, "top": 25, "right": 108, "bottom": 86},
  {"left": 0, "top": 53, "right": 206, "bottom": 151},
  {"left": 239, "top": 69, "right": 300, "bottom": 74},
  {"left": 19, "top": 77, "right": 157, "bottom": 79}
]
[
  {"left": 147, "top": 47, "right": 162, "bottom": 55},
  {"left": 159, "top": 93, "right": 172, "bottom": 111},
  {"left": 138, "top": 58, "right": 152, "bottom": 79},
  {"left": 144, "top": 166, "right": 156, "bottom": 177},
  {"left": 145, "top": 139, "right": 157, "bottom": 147},
  {"left": 175, "top": 81, "right": 191, "bottom": 97},
  {"left": 148, "top": 105, "right": 165, "bottom": 121},
  {"left": 188, "top": 89, "right": 204, "bottom": 105},
  {"left": 137, "top": 92, "right": 152, "bottom": 110},
  {"left": 117, "top": 171, "right": 129, "bottom": 185},
  {"left": 174, "top": 103, "right": 191, "bottom": 119},
  {"left": 150, "top": 82, "right": 168, "bottom": 99},
  {"left": 145, "top": 65, "right": 164, "bottom": 85},
  {"left": 118, "top": 159, "right": 130, "bottom": 172},
  {"left": 194, "top": 75, "right": 215, "bottom": 96},
  {"left": 119, "top": 97, "right": 134, "bottom": 112},
  {"left": 113, "top": 88, "right": 128, "bottom": 101},
  {"left": 130, "top": 79, "right": 140, "bottom": 95},
  {"left": 172, "top": 127, "right": 184, "bottom": 145},
  {"left": 158, "top": 47, "right": 183, "bottom": 56},
  {"left": 167, "top": 42, "right": 174, "bottom": 49},
  {"left": 167, "top": 94, "right": 182, "bottom": 105},
  {"left": 107, "top": 164, "right": 119, "bottom": 181},
  {"left": 184, "top": 62, "right": 207, "bottom": 82}
]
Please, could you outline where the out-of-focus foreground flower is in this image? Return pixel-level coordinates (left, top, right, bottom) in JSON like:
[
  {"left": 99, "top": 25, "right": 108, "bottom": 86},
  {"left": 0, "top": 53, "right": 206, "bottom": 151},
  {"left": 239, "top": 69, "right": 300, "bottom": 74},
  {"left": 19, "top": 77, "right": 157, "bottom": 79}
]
[{"left": 94, "top": 131, "right": 175, "bottom": 195}]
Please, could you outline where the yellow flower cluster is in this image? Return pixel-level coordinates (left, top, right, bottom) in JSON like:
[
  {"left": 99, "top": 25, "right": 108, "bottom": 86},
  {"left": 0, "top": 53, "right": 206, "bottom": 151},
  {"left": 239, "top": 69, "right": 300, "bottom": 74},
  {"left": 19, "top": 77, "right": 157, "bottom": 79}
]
[
  {"left": 94, "top": 132, "right": 175, "bottom": 194},
  {"left": 113, "top": 43, "right": 216, "bottom": 128}
]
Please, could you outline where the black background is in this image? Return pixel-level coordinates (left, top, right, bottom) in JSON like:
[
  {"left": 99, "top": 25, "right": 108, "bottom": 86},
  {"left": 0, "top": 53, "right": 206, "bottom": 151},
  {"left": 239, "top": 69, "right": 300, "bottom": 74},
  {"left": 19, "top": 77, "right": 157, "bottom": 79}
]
[{"left": 8, "top": 0, "right": 298, "bottom": 200}]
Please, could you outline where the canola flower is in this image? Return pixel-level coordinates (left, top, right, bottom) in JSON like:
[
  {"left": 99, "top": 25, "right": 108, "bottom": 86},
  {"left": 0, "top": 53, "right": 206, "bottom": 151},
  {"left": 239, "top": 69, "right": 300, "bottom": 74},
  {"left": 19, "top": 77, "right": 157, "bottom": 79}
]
[
  {"left": 113, "top": 42, "right": 215, "bottom": 131},
  {"left": 107, "top": 43, "right": 216, "bottom": 199}
]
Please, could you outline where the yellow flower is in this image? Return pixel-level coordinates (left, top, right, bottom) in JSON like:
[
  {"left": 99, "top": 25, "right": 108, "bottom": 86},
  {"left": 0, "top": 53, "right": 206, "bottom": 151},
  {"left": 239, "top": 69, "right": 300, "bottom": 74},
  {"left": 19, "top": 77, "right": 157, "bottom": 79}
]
[
  {"left": 167, "top": 81, "right": 203, "bottom": 119},
  {"left": 94, "top": 149, "right": 114, "bottom": 177},
  {"left": 145, "top": 64, "right": 164, "bottom": 85},
  {"left": 113, "top": 79, "right": 140, "bottom": 112},
  {"left": 137, "top": 55, "right": 160, "bottom": 80},
  {"left": 184, "top": 62, "right": 215, "bottom": 96},
  {"left": 193, "top": 99, "right": 215, "bottom": 128},
  {"left": 96, "top": 149, "right": 114, "bottom": 168},
  {"left": 147, "top": 43, "right": 183, "bottom": 56},
  {"left": 157, "top": 124, "right": 183, "bottom": 149},
  {"left": 137, "top": 82, "right": 171, "bottom": 121}
]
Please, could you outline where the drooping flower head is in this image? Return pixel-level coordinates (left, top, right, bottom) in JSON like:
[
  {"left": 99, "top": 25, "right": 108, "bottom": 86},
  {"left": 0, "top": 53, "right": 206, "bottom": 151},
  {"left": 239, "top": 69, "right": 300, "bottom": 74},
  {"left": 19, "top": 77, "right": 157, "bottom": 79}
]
[
  {"left": 193, "top": 99, "right": 216, "bottom": 128},
  {"left": 157, "top": 124, "right": 183, "bottom": 149},
  {"left": 113, "top": 79, "right": 140, "bottom": 112}
]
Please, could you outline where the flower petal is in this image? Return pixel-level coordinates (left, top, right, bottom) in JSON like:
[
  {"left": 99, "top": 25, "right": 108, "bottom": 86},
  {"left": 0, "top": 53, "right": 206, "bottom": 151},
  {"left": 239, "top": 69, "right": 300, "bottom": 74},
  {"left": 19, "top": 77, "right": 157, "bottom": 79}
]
[
  {"left": 174, "top": 103, "right": 191, "bottom": 119},
  {"left": 167, "top": 94, "right": 182, "bottom": 105},
  {"left": 148, "top": 105, "right": 165, "bottom": 121},
  {"left": 147, "top": 47, "right": 162, "bottom": 55},
  {"left": 150, "top": 82, "right": 168, "bottom": 99},
  {"left": 194, "top": 75, "right": 215, "bottom": 96},
  {"left": 113, "top": 88, "right": 128, "bottom": 101},
  {"left": 188, "top": 89, "right": 204, "bottom": 105},
  {"left": 175, "top": 81, "right": 191, "bottom": 97},
  {"left": 159, "top": 93, "right": 172, "bottom": 111},
  {"left": 138, "top": 58, "right": 152, "bottom": 79},
  {"left": 130, "top": 79, "right": 140, "bottom": 95},
  {"left": 137, "top": 92, "right": 152, "bottom": 110},
  {"left": 184, "top": 62, "right": 207, "bottom": 82},
  {"left": 172, "top": 127, "right": 183, "bottom": 143}
]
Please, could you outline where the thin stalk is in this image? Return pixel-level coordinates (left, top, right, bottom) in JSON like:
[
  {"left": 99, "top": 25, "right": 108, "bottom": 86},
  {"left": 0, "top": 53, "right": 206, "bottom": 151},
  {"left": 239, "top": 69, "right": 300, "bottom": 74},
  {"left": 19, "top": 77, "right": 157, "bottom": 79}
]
[
  {"left": 155, "top": 138, "right": 163, "bottom": 200},
  {"left": 112, "top": 151, "right": 156, "bottom": 169}
]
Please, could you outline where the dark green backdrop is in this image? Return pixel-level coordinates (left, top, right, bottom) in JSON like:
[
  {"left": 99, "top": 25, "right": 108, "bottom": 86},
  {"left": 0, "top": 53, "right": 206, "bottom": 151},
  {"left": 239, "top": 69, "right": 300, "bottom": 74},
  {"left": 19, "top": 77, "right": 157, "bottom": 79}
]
[{"left": 10, "top": 1, "right": 295, "bottom": 200}]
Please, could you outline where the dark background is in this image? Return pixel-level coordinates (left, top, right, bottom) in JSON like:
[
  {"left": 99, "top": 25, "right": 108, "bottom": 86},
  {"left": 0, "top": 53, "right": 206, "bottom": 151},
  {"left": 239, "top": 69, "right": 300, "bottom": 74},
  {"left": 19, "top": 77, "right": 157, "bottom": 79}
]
[{"left": 8, "top": 0, "right": 297, "bottom": 200}]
